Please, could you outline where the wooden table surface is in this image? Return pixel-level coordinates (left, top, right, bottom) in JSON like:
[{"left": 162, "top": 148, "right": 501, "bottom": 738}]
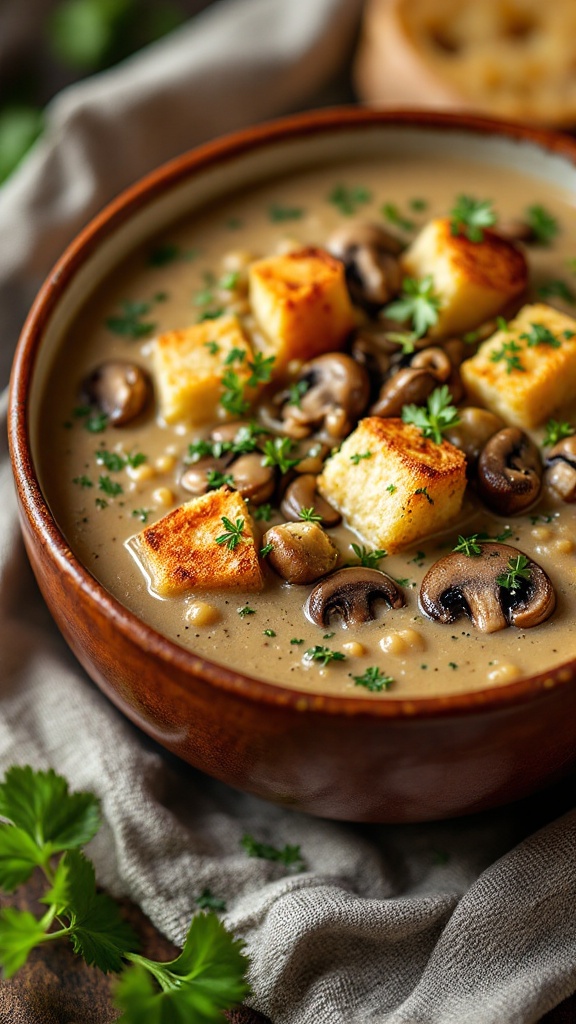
[{"left": 1, "top": 874, "right": 573, "bottom": 1024}]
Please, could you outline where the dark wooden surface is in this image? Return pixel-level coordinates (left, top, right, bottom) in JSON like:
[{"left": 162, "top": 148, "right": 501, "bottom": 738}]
[{"left": 0, "top": 873, "right": 573, "bottom": 1023}]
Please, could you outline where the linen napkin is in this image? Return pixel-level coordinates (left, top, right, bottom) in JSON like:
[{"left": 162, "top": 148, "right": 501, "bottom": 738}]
[{"left": 1, "top": 2, "right": 575, "bottom": 1022}]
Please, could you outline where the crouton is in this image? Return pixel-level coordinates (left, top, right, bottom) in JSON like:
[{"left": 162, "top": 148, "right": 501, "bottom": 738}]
[
  {"left": 127, "top": 487, "right": 263, "bottom": 597},
  {"left": 248, "top": 246, "right": 355, "bottom": 372},
  {"left": 400, "top": 218, "right": 527, "bottom": 338},
  {"left": 153, "top": 315, "right": 255, "bottom": 425},
  {"left": 461, "top": 302, "right": 576, "bottom": 428},
  {"left": 318, "top": 417, "right": 467, "bottom": 552}
]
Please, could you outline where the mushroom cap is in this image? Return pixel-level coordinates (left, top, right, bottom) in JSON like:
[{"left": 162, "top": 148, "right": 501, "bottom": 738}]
[
  {"left": 230, "top": 453, "right": 275, "bottom": 505},
  {"left": 264, "top": 521, "right": 339, "bottom": 586},
  {"left": 477, "top": 427, "right": 542, "bottom": 516},
  {"left": 280, "top": 474, "right": 341, "bottom": 527},
  {"left": 284, "top": 353, "right": 370, "bottom": 440},
  {"left": 445, "top": 407, "right": 505, "bottom": 466},
  {"left": 305, "top": 567, "right": 405, "bottom": 628},
  {"left": 544, "top": 435, "right": 576, "bottom": 502},
  {"left": 81, "top": 360, "right": 151, "bottom": 426},
  {"left": 419, "top": 543, "right": 556, "bottom": 634},
  {"left": 327, "top": 221, "right": 403, "bottom": 307}
]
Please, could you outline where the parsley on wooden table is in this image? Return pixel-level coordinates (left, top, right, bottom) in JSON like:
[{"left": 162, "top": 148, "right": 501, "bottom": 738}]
[
  {"left": 402, "top": 385, "right": 460, "bottom": 444},
  {"left": 385, "top": 275, "right": 442, "bottom": 338},
  {"left": 0, "top": 766, "right": 249, "bottom": 1020}
]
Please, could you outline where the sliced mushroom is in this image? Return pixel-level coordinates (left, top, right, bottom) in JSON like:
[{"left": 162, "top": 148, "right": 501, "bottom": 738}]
[
  {"left": 230, "top": 453, "right": 275, "bottom": 505},
  {"left": 327, "top": 222, "right": 403, "bottom": 307},
  {"left": 181, "top": 457, "right": 230, "bottom": 496},
  {"left": 280, "top": 474, "right": 341, "bottom": 527},
  {"left": 369, "top": 346, "right": 454, "bottom": 418},
  {"left": 545, "top": 435, "right": 576, "bottom": 501},
  {"left": 81, "top": 360, "right": 150, "bottom": 426},
  {"left": 477, "top": 427, "right": 542, "bottom": 515},
  {"left": 495, "top": 218, "right": 535, "bottom": 244},
  {"left": 305, "top": 567, "right": 405, "bottom": 628},
  {"left": 281, "top": 353, "right": 370, "bottom": 440},
  {"left": 419, "top": 543, "right": 555, "bottom": 633},
  {"left": 264, "top": 522, "right": 339, "bottom": 585},
  {"left": 210, "top": 420, "right": 267, "bottom": 446},
  {"left": 445, "top": 407, "right": 505, "bottom": 466}
]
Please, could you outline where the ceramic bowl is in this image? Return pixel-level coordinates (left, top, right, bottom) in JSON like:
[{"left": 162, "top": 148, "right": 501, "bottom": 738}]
[{"left": 9, "top": 109, "right": 576, "bottom": 822}]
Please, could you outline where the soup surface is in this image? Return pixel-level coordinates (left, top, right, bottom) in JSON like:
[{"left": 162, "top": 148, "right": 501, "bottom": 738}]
[{"left": 38, "top": 154, "right": 576, "bottom": 698}]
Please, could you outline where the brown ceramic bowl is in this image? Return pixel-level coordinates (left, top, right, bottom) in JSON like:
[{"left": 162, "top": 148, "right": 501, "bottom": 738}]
[{"left": 8, "top": 109, "right": 576, "bottom": 822}]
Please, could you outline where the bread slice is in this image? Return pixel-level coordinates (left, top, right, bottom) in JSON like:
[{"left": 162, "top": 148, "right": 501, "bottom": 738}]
[
  {"left": 127, "top": 487, "right": 264, "bottom": 597},
  {"left": 461, "top": 302, "right": 576, "bottom": 429},
  {"left": 153, "top": 315, "right": 256, "bottom": 425},
  {"left": 400, "top": 218, "right": 527, "bottom": 339},
  {"left": 248, "top": 246, "right": 355, "bottom": 373},
  {"left": 318, "top": 417, "right": 466, "bottom": 553},
  {"left": 355, "top": 0, "right": 576, "bottom": 127}
]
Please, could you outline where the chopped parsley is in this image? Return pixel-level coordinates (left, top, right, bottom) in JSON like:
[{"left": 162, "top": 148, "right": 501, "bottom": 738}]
[
  {"left": 95, "top": 497, "right": 108, "bottom": 509},
  {"left": 147, "top": 242, "right": 180, "bottom": 266},
  {"left": 386, "top": 483, "right": 397, "bottom": 494},
  {"left": 132, "top": 508, "right": 152, "bottom": 523},
  {"left": 95, "top": 450, "right": 125, "bottom": 472},
  {"left": 328, "top": 184, "right": 371, "bottom": 216},
  {"left": 241, "top": 833, "right": 305, "bottom": 870},
  {"left": 72, "top": 475, "right": 93, "bottom": 488},
  {"left": 263, "top": 629, "right": 276, "bottom": 637},
  {"left": 305, "top": 645, "right": 346, "bottom": 667},
  {"left": 453, "top": 534, "right": 483, "bottom": 557},
  {"left": 220, "top": 271, "right": 240, "bottom": 291},
  {"left": 220, "top": 370, "right": 250, "bottom": 417},
  {"left": 381, "top": 202, "right": 415, "bottom": 232},
  {"left": 290, "top": 638, "right": 304, "bottom": 645},
  {"left": 450, "top": 195, "right": 496, "bottom": 242},
  {"left": 98, "top": 475, "right": 123, "bottom": 497},
  {"left": 224, "top": 347, "right": 246, "bottom": 366},
  {"left": 206, "top": 469, "right": 234, "bottom": 490},
  {"left": 261, "top": 437, "right": 301, "bottom": 474},
  {"left": 490, "top": 339, "right": 525, "bottom": 374},
  {"left": 105, "top": 300, "right": 156, "bottom": 339},
  {"left": 526, "top": 204, "right": 558, "bottom": 245},
  {"left": 537, "top": 279, "right": 575, "bottom": 304},
  {"left": 385, "top": 275, "right": 442, "bottom": 338},
  {"left": 204, "top": 340, "right": 220, "bottom": 355},
  {"left": 268, "top": 203, "right": 305, "bottom": 222},
  {"left": 215, "top": 516, "right": 245, "bottom": 550},
  {"left": 247, "top": 352, "right": 275, "bottom": 387},
  {"left": 350, "top": 666, "right": 394, "bottom": 692},
  {"left": 542, "top": 419, "right": 575, "bottom": 447},
  {"left": 402, "top": 384, "right": 460, "bottom": 444},
  {"left": 298, "top": 507, "right": 323, "bottom": 523},
  {"left": 260, "top": 543, "right": 274, "bottom": 558},
  {"left": 350, "top": 451, "right": 372, "bottom": 465},
  {"left": 197, "top": 308, "right": 225, "bottom": 322},
  {"left": 252, "top": 503, "right": 273, "bottom": 522},
  {"left": 351, "top": 544, "right": 387, "bottom": 569},
  {"left": 238, "top": 604, "right": 256, "bottom": 618},
  {"left": 409, "top": 197, "right": 428, "bottom": 212},
  {"left": 84, "top": 412, "right": 108, "bottom": 433},
  {"left": 414, "top": 487, "right": 434, "bottom": 505},
  {"left": 287, "top": 380, "right": 309, "bottom": 408},
  {"left": 496, "top": 554, "right": 532, "bottom": 592},
  {"left": 520, "top": 322, "right": 562, "bottom": 349}
]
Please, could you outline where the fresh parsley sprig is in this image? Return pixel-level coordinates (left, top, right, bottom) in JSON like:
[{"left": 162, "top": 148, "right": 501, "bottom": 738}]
[
  {"left": 0, "top": 767, "right": 250, "bottom": 1020},
  {"left": 402, "top": 385, "right": 460, "bottom": 444},
  {"left": 496, "top": 554, "right": 532, "bottom": 592},
  {"left": 350, "top": 667, "right": 394, "bottom": 693},
  {"left": 351, "top": 544, "right": 387, "bottom": 569},
  {"left": 261, "top": 437, "right": 301, "bottom": 474},
  {"left": 526, "top": 204, "right": 558, "bottom": 245},
  {"left": 304, "top": 645, "right": 346, "bottom": 667},
  {"left": 489, "top": 339, "right": 525, "bottom": 374},
  {"left": 299, "top": 507, "right": 323, "bottom": 523},
  {"left": 215, "top": 516, "right": 246, "bottom": 551},
  {"left": 384, "top": 275, "right": 442, "bottom": 338},
  {"left": 453, "top": 534, "right": 483, "bottom": 557},
  {"left": 542, "top": 419, "right": 575, "bottom": 447},
  {"left": 449, "top": 195, "right": 496, "bottom": 243}
]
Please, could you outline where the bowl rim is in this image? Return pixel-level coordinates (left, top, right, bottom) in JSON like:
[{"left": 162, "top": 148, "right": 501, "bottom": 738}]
[{"left": 9, "top": 105, "right": 576, "bottom": 721}]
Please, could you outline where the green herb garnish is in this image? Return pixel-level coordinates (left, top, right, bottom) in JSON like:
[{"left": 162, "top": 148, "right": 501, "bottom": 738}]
[
  {"left": 381, "top": 202, "right": 415, "bottom": 232},
  {"left": 402, "top": 384, "right": 460, "bottom": 444},
  {"left": 132, "top": 508, "right": 152, "bottom": 524},
  {"left": 260, "top": 543, "right": 274, "bottom": 558},
  {"left": 263, "top": 629, "right": 276, "bottom": 637},
  {"left": 268, "top": 203, "right": 305, "bottom": 222},
  {"left": 95, "top": 450, "right": 125, "bottom": 472},
  {"left": 386, "top": 483, "right": 397, "bottom": 494},
  {"left": 204, "top": 340, "right": 220, "bottom": 355},
  {"left": 261, "top": 437, "right": 301, "bottom": 474},
  {"left": 105, "top": 300, "right": 156, "bottom": 339},
  {"left": 241, "top": 834, "right": 305, "bottom": 870},
  {"left": 206, "top": 469, "right": 234, "bottom": 490},
  {"left": 542, "top": 419, "right": 575, "bottom": 446},
  {"left": 220, "top": 370, "right": 250, "bottom": 417},
  {"left": 350, "top": 451, "right": 372, "bottom": 465},
  {"left": 453, "top": 534, "right": 483, "bottom": 557},
  {"left": 224, "top": 346, "right": 246, "bottom": 366},
  {"left": 195, "top": 888, "right": 227, "bottom": 912},
  {"left": 247, "top": 352, "right": 275, "bottom": 387},
  {"left": 450, "top": 195, "right": 496, "bottom": 242},
  {"left": 72, "top": 475, "right": 93, "bottom": 488},
  {"left": 238, "top": 604, "right": 256, "bottom": 618},
  {"left": 252, "top": 503, "right": 273, "bottom": 522},
  {"left": 490, "top": 339, "right": 525, "bottom": 374},
  {"left": 328, "top": 184, "right": 371, "bottom": 216},
  {"left": 98, "top": 475, "right": 123, "bottom": 497},
  {"left": 385, "top": 275, "right": 442, "bottom": 338},
  {"left": 537, "top": 279, "right": 575, "bottom": 304},
  {"left": 350, "top": 666, "right": 394, "bottom": 692},
  {"left": 496, "top": 554, "right": 532, "bottom": 592},
  {"left": 298, "top": 507, "right": 323, "bottom": 523},
  {"left": 197, "top": 308, "right": 225, "bottom": 322},
  {"left": 147, "top": 243, "right": 180, "bottom": 266},
  {"left": 351, "top": 544, "right": 387, "bottom": 569},
  {"left": 520, "top": 322, "right": 562, "bottom": 349},
  {"left": 215, "top": 516, "right": 245, "bottom": 550},
  {"left": 526, "top": 204, "right": 559, "bottom": 245},
  {"left": 305, "top": 645, "right": 346, "bottom": 667},
  {"left": 409, "top": 197, "right": 428, "bottom": 212},
  {"left": 84, "top": 413, "right": 109, "bottom": 434},
  {"left": 287, "top": 380, "right": 310, "bottom": 408}
]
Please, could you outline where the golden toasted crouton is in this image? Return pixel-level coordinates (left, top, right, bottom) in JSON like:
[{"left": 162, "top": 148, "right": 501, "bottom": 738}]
[
  {"left": 400, "top": 218, "right": 527, "bottom": 338},
  {"left": 153, "top": 315, "right": 255, "bottom": 425},
  {"left": 127, "top": 487, "right": 263, "bottom": 597},
  {"left": 318, "top": 417, "right": 466, "bottom": 552},
  {"left": 461, "top": 303, "right": 576, "bottom": 428},
  {"left": 248, "top": 246, "right": 355, "bottom": 372}
]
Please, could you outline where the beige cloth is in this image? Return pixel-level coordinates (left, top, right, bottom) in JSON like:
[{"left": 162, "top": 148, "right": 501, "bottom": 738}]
[{"left": 1, "top": 2, "right": 575, "bottom": 1021}]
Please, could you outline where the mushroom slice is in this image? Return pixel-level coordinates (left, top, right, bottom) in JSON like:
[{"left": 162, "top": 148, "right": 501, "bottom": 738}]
[
  {"left": 281, "top": 474, "right": 341, "bottom": 527},
  {"left": 545, "top": 435, "right": 576, "bottom": 502},
  {"left": 81, "top": 360, "right": 151, "bottom": 426},
  {"left": 369, "top": 346, "right": 460, "bottom": 418},
  {"left": 230, "top": 453, "right": 275, "bottom": 505},
  {"left": 305, "top": 567, "right": 405, "bottom": 628},
  {"left": 445, "top": 407, "right": 505, "bottom": 466},
  {"left": 477, "top": 427, "right": 542, "bottom": 516},
  {"left": 327, "top": 222, "right": 403, "bottom": 307},
  {"left": 419, "top": 543, "right": 555, "bottom": 634},
  {"left": 282, "top": 353, "right": 370, "bottom": 440}
]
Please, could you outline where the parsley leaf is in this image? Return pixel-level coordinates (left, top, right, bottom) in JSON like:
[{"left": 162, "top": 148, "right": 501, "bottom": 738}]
[
  {"left": 269, "top": 203, "right": 304, "bottom": 222},
  {"left": 350, "top": 667, "right": 394, "bottom": 692},
  {"left": 298, "top": 507, "right": 323, "bottom": 523},
  {"left": 215, "top": 516, "right": 245, "bottom": 550},
  {"left": 99, "top": 475, "right": 123, "bottom": 497},
  {"left": 520, "top": 322, "right": 562, "bottom": 349},
  {"left": 0, "top": 908, "right": 48, "bottom": 978},
  {"left": 402, "top": 385, "right": 460, "bottom": 444},
  {"left": 537, "top": 279, "right": 575, "bottom": 304},
  {"left": 351, "top": 544, "right": 387, "bottom": 569},
  {"left": 0, "top": 827, "right": 46, "bottom": 891},
  {"left": 489, "top": 339, "right": 525, "bottom": 374},
  {"left": 453, "top": 534, "right": 483, "bottom": 557},
  {"left": 106, "top": 301, "right": 156, "bottom": 339},
  {"left": 241, "top": 834, "right": 305, "bottom": 870},
  {"left": 305, "top": 645, "right": 346, "bottom": 667},
  {"left": 350, "top": 451, "right": 372, "bottom": 465},
  {"left": 115, "top": 914, "right": 250, "bottom": 1023},
  {"left": 450, "top": 195, "right": 496, "bottom": 242},
  {"left": 496, "top": 554, "right": 532, "bottom": 592},
  {"left": 385, "top": 275, "right": 442, "bottom": 338},
  {"left": 247, "top": 351, "right": 275, "bottom": 387},
  {"left": 328, "top": 184, "right": 371, "bottom": 216},
  {"left": 542, "top": 419, "right": 575, "bottom": 447},
  {"left": 526, "top": 204, "right": 559, "bottom": 245},
  {"left": 381, "top": 202, "right": 415, "bottom": 232},
  {"left": 195, "top": 888, "right": 227, "bottom": 912},
  {"left": 206, "top": 470, "right": 234, "bottom": 490},
  {"left": 63, "top": 850, "right": 136, "bottom": 974},
  {"left": 0, "top": 765, "right": 100, "bottom": 854},
  {"left": 261, "top": 437, "right": 301, "bottom": 474},
  {"left": 220, "top": 370, "right": 250, "bottom": 417}
]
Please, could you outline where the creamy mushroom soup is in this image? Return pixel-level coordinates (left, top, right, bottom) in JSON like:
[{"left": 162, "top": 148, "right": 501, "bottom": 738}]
[{"left": 38, "top": 156, "right": 576, "bottom": 697}]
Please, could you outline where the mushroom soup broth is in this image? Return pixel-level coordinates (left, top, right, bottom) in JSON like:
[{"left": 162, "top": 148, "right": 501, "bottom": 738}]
[{"left": 38, "top": 156, "right": 576, "bottom": 698}]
